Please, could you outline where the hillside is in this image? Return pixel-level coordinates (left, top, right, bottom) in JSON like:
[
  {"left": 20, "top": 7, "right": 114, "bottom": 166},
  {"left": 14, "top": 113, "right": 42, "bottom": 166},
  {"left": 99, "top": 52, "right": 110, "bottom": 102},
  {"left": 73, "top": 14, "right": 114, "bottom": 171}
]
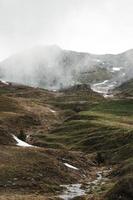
[
  {"left": 113, "top": 78, "right": 133, "bottom": 97},
  {"left": 0, "top": 81, "right": 133, "bottom": 200},
  {"left": 1, "top": 46, "right": 133, "bottom": 92},
  {"left": 0, "top": 81, "right": 103, "bottom": 199}
]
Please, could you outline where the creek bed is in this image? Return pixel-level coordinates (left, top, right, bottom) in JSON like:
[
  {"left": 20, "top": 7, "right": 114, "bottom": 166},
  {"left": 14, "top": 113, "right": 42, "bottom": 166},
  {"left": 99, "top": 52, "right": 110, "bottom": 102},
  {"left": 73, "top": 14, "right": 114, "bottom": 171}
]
[{"left": 59, "top": 168, "right": 111, "bottom": 200}]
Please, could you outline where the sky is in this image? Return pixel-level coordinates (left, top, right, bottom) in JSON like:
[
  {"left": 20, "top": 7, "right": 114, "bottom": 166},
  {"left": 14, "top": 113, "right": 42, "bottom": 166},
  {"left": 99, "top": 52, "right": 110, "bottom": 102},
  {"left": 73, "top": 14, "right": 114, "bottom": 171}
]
[{"left": 0, "top": 0, "right": 133, "bottom": 60}]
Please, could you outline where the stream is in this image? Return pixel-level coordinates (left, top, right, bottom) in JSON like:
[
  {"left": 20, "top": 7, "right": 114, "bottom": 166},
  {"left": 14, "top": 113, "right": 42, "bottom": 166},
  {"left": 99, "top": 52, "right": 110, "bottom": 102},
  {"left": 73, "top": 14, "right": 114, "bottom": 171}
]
[
  {"left": 59, "top": 168, "right": 111, "bottom": 200},
  {"left": 59, "top": 184, "right": 85, "bottom": 200}
]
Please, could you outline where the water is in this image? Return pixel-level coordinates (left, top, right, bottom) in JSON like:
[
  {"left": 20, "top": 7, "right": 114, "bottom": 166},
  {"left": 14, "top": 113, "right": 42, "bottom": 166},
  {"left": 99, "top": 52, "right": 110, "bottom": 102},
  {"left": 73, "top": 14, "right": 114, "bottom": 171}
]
[
  {"left": 59, "top": 168, "right": 111, "bottom": 200},
  {"left": 59, "top": 184, "right": 85, "bottom": 200}
]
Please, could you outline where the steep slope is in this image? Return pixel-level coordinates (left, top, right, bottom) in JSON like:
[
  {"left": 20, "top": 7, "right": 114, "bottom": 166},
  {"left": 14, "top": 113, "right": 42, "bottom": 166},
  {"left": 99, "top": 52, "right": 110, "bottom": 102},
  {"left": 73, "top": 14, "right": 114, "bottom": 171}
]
[{"left": 1, "top": 46, "right": 133, "bottom": 92}]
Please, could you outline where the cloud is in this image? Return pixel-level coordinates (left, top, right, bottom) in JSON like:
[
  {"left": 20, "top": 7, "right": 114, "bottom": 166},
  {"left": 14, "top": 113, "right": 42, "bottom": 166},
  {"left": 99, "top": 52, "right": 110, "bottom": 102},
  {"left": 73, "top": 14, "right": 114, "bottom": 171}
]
[{"left": 0, "top": 0, "right": 133, "bottom": 60}]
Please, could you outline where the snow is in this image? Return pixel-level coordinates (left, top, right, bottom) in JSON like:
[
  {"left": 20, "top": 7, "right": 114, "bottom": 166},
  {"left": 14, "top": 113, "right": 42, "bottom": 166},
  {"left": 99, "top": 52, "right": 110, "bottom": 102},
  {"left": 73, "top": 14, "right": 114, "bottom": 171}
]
[
  {"left": 97, "top": 59, "right": 101, "bottom": 62},
  {"left": 64, "top": 163, "right": 79, "bottom": 170},
  {"left": 0, "top": 80, "right": 9, "bottom": 85},
  {"left": 12, "top": 135, "right": 33, "bottom": 147},
  {"left": 91, "top": 80, "right": 117, "bottom": 97},
  {"left": 93, "top": 80, "right": 109, "bottom": 87},
  {"left": 91, "top": 80, "right": 109, "bottom": 94},
  {"left": 112, "top": 67, "right": 121, "bottom": 71},
  {"left": 104, "top": 94, "right": 114, "bottom": 98},
  {"left": 48, "top": 107, "right": 56, "bottom": 113},
  {"left": 93, "top": 59, "right": 101, "bottom": 63},
  {"left": 49, "top": 109, "right": 56, "bottom": 113}
]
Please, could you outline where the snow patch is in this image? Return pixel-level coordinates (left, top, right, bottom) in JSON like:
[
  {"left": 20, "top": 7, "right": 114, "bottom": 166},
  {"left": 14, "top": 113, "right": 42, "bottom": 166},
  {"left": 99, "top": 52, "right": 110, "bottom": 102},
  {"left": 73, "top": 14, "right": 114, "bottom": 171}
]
[
  {"left": 93, "top": 80, "right": 109, "bottom": 87},
  {"left": 64, "top": 163, "right": 79, "bottom": 170},
  {"left": 13, "top": 135, "right": 33, "bottom": 147},
  {"left": 49, "top": 108, "right": 56, "bottom": 113},
  {"left": 91, "top": 80, "right": 117, "bottom": 96},
  {"left": 96, "top": 59, "right": 101, "bottom": 62},
  {"left": 112, "top": 67, "right": 121, "bottom": 71},
  {"left": 104, "top": 94, "right": 114, "bottom": 98},
  {"left": 0, "top": 80, "right": 9, "bottom": 85}
]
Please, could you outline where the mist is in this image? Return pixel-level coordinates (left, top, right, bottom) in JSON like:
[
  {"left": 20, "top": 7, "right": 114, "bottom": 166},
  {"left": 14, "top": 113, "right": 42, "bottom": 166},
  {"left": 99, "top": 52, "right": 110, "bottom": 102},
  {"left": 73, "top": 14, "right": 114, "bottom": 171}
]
[
  {"left": 1, "top": 0, "right": 133, "bottom": 90},
  {"left": 1, "top": 45, "right": 133, "bottom": 91},
  {"left": 0, "top": 45, "right": 97, "bottom": 89}
]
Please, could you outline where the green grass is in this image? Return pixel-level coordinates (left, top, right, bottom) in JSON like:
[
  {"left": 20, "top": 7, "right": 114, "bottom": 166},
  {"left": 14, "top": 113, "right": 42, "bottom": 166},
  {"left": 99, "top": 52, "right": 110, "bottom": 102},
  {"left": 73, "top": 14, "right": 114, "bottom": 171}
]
[
  {"left": 33, "top": 96, "right": 133, "bottom": 200},
  {"left": 0, "top": 87, "right": 11, "bottom": 94},
  {"left": 81, "top": 99, "right": 133, "bottom": 116},
  {"left": 36, "top": 99, "right": 133, "bottom": 163},
  {"left": 0, "top": 83, "right": 133, "bottom": 199}
]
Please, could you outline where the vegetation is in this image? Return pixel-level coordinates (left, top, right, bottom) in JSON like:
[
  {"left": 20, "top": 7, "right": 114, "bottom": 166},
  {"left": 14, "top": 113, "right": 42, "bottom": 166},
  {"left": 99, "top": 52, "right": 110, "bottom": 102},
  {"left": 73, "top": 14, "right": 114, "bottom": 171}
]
[
  {"left": 18, "top": 129, "right": 26, "bottom": 141},
  {"left": 0, "top": 83, "right": 133, "bottom": 199},
  {"left": 114, "top": 78, "right": 133, "bottom": 97}
]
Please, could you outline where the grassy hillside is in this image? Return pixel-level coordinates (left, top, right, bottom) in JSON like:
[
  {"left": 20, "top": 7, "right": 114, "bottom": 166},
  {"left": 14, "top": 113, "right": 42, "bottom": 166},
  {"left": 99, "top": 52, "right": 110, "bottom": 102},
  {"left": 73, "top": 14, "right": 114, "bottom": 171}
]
[
  {"left": 0, "top": 83, "right": 103, "bottom": 198},
  {"left": 34, "top": 97, "right": 133, "bottom": 200},
  {"left": 35, "top": 98, "right": 133, "bottom": 160},
  {"left": 0, "top": 82, "right": 133, "bottom": 200},
  {"left": 0, "top": 146, "right": 95, "bottom": 195}
]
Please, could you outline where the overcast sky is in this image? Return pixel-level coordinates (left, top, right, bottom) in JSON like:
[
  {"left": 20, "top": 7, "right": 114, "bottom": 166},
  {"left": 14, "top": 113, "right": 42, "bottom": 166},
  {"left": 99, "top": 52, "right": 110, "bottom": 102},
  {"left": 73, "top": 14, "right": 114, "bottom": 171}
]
[{"left": 0, "top": 0, "right": 133, "bottom": 60}]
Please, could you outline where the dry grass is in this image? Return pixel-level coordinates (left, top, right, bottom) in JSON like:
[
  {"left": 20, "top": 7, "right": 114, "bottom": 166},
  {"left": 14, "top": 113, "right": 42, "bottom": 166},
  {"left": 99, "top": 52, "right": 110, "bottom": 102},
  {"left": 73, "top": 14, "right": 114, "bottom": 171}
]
[{"left": 0, "top": 194, "right": 54, "bottom": 200}]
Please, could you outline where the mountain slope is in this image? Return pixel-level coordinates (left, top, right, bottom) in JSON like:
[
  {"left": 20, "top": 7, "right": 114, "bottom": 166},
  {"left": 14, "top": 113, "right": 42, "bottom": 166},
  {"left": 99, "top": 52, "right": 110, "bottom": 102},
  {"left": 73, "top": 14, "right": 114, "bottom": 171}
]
[
  {"left": 0, "top": 59, "right": 133, "bottom": 200},
  {"left": 1, "top": 46, "right": 133, "bottom": 92},
  {"left": 113, "top": 78, "right": 133, "bottom": 97}
]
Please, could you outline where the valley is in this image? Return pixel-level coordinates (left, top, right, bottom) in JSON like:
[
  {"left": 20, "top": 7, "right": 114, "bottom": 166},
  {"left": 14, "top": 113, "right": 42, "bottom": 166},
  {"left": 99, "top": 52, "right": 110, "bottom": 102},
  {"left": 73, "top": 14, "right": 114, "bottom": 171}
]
[
  {"left": 0, "top": 80, "right": 133, "bottom": 200},
  {"left": 0, "top": 0, "right": 133, "bottom": 198}
]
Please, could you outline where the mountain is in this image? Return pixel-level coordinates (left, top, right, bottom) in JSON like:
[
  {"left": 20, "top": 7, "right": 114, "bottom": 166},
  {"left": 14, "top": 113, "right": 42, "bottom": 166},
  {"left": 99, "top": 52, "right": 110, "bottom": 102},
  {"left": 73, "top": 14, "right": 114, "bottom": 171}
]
[
  {"left": 1, "top": 45, "right": 133, "bottom": 92},
  {"left": 0, "top": 47, "right": 133, "bottom": 199}
]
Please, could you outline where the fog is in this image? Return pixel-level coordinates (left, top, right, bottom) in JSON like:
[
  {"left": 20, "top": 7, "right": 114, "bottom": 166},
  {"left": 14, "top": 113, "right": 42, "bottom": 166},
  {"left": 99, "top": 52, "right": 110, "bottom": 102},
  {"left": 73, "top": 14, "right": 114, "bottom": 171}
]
[
  {"left": 0, "top": 45, "right": 97, "bottom": 89},
  {"left": 1, "top": 45, "right": 133, "bottom": 90}
]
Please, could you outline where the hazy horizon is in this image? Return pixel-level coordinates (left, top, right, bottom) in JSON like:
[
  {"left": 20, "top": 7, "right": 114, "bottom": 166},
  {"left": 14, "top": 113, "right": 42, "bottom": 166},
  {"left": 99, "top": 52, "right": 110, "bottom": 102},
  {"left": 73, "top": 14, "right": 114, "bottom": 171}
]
[{"left": 0, "top": 44, "right": 133, "bottom": 62}]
